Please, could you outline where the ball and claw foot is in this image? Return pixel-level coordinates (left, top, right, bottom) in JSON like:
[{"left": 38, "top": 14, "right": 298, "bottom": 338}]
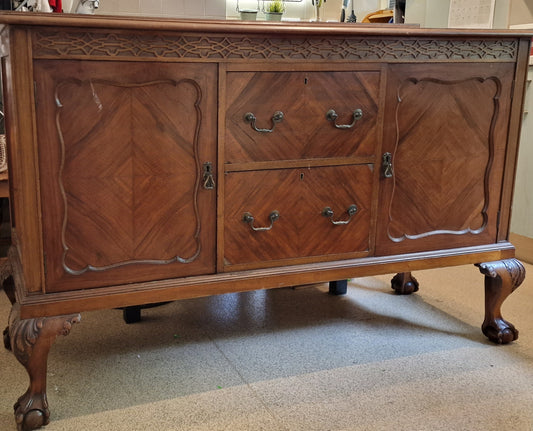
[
  {"left": 14, "top": 391, "right": 50, "bottom": 431},
  {"left": 391, "top": 272, "right": 419, "bottom": 295},
  {"left": 482, "top": 318, "right": 518, "bottom": 345}
]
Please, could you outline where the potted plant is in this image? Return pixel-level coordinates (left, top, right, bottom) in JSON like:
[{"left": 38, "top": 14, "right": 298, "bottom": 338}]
[
  {"left": 265, "top": 0, "right": 284, "bottom": 21},
  {"left": 237, "top": 0, "right": 259, "bottom": 20}
]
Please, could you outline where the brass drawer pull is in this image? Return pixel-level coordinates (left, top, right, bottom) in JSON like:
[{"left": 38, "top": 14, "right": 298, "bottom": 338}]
[
  {"left": 322, "top": 205, "right": 358, "bottom": 225},
  {"left": 244, "top": 111, "right": 284, "bottom": 133},
  {"left": 326, "top": 108, "right": 363, "bottom": 129},
  {"left": 243, "top": 210, "right": 280, "bottom": 231}
]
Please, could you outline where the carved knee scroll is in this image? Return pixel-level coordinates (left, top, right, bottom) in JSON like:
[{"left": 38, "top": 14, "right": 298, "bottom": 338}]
[
  {"left": 476, "top": 258, "right": 525, "bottom": 344},
  {"left": 8, "top": 304, "right": 81, "bottom": 431}
]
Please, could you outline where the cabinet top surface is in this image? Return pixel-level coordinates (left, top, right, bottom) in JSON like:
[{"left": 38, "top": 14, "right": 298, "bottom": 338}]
[{"left": 0, "top": 11, "right": 532, "bottom": 39}]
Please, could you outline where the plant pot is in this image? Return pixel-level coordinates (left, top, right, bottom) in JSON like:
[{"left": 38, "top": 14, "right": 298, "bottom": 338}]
[
  {"left": 240, "top": 10, "right": 258, "bottom": 20},
  {"left": 265, "top": 12, "right": 283, "bottom": 21},
  {"left": 315, "top": 4, "right": 322, "bottom": 22}
]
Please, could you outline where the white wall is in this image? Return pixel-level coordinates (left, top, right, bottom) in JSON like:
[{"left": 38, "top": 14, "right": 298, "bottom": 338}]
[
  {"left": 404, "top": 0, "right": 533, "bottom": 29},
  {"left": 510, "top": 64, "right": 533, "bottom": 239},
  {"left": 94, "top": 0, "right": 226, "bottom": 19},
  {"left": 404, "top": 0, "right": 449, "bottom": 28},
  {"left": 510, "top": 0, "right": 533, "bottom": 25},
  {"left": 94, "top": 0, "right": 382, "bottom": 21},
  {"left": 507, "top": 3, "right": 533, "bottom": 242}
]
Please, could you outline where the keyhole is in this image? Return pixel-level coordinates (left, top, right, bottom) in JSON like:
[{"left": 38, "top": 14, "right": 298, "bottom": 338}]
[
  {"left": 300, "top": 173, "right": 305, "bottom": 181},
  {"left": 304, "top": 77, "right": 308, "bottom": 85}
]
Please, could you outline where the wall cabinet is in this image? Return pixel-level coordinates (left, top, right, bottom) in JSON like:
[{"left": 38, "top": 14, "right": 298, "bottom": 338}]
[{"left": 0, "top": 13, "right": 530, "bottom": 431}]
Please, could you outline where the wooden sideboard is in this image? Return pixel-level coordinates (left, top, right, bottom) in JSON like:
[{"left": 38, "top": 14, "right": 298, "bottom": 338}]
[{"left": 0, "top": 12, "right": 530, "bottom": 431}]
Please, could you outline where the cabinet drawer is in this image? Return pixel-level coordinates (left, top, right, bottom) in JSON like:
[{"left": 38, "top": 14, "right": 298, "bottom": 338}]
[
  {"left": 225, "top": 71, "right": 381, "bottom": 163},
  {"left": 224, "top": 165, "right": 373, "bottom": 268}
]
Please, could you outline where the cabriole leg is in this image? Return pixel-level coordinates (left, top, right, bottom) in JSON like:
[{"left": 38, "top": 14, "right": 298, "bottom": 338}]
[
  {"left": 8, "top": 304, "right": 81, "bottom": 431},
  {"left": 476, "top": 259, "right": 525, "bottom": 344},
  {"left": 391, "top": 272, "right": 419, "bottom": 295}
]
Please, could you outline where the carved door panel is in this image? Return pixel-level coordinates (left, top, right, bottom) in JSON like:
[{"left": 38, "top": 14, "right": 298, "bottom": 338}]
[
  {"left": 35, "top": 61, "right": 217, "bottom": 292},
  {"left": 375, "top": 63, "right": 514, "bottom": 255},
  {"left": 225, "top": 71, "right": 381, "bottom": 163},
  {"left": 224, "top": 165, "right": 373, "bottom": 268}
]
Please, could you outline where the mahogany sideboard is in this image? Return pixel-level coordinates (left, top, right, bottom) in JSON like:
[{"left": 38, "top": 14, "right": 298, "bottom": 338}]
[{"left": 0, "top": 12, "right": 530, "bottom": 431}]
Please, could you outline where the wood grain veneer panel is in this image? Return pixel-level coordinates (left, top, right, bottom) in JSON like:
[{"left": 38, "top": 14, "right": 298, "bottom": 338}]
[
  {"left": 34, "top": 60, "right": 217, "bottom": 292},
  {"left": 224, "top": 165, "right": 373, "bottom": 267},
  {"left": 376, "top": 63, "right": 514, "bottom": 255},
  {"left": 225, "top": 71, "right": 380, "bottom": 163}
]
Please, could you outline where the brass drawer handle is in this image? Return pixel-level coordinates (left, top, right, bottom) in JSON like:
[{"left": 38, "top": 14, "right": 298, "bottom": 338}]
[
  {"left": 326, "top": 108, "right": 363, "bottom": 129},
  {"left": 243, "top": 210, "right": 280, "bottom": 232},
  {"left": 244, "top": 111, "right": 284, "bottom": 133},
  {"left": 322, "top": 205, "right": 358, "bottom": 225}
]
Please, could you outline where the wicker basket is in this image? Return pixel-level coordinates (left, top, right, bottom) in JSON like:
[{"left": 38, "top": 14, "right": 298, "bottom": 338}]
[{"left": 0, "top": 135, "right": 7, "bottom": 173}]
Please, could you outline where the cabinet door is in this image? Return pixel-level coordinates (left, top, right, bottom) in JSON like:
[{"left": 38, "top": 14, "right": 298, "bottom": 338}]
[
  {"left": 224, "top": 165, "right": 373, "bottom": 269},
  {"left": 35, "top": 61, "right": 217, "bottom": 292},
  {"left": 375, "top": 63, "right": 514, "bottom": 255},
  {"left": 225, "top": 71, "right": 381, "bottom": 163}
]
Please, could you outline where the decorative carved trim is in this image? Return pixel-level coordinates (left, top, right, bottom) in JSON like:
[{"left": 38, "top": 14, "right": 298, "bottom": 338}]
[
  {"left": 387, "top": 76, "right": 501, "bottom": 243},
  {"left": 8, "top": 304, "right": 80, "bottom": 365},
  {"left": 477, "top": 258, "right": 526, "bottom": 292},
  {"left": 55, "top": 78, "right": 203, "bottom": 275},
  {"left": 32, "top": 31, "right": 518, "bottom": 62}
]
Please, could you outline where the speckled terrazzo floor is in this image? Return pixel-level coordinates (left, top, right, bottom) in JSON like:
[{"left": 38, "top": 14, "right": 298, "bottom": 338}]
[{"left": 0, "top": 263, "right": 532, "bottom": 431}]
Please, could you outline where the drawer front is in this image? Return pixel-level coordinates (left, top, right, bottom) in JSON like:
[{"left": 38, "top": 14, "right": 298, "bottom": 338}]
[
  {"left": 224, "top": 165, "right": 373, "bottom": 268},
  {"left": 225, "top": 71, "right": 381, "bottom": 163}
]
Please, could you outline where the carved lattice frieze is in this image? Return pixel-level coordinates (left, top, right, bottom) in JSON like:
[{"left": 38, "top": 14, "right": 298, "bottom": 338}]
[{"left": 32, "top": 30, "right": 518, "bottom": 61}]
